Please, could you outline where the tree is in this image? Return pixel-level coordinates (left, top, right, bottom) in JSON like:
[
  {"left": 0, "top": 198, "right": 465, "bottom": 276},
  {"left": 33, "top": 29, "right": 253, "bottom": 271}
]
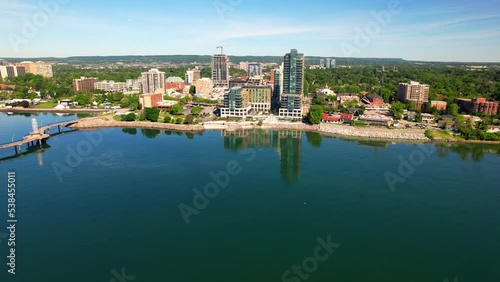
[
  {"left": 175, "top": 118, "right": 183, "bottom": 124},
  {"left": 121, "top": 113, "right": 136, "bottom": 122},
  {"left": 189, "top": 85, "right": 196, "bottom": 94},
  {"left": 389, "top": 101, "right": 405, "bottom": 120},
  {"left": 308, "top": 105, "right": 324, "bottom": 124},
  {"left": 170, "top": 104, "right": 184, "bottom": 115},
  {"left": 191, "top": 106, "right": 202, "bottom": 116},
  {"left": 163, "top": 116, "right": 172, "bottom": 123},
  {"left": 120, "top": 98, "right": 130, "bottom": 108},
  {"left": 448, "top": 103, "right": 459, "bottom": 116},
  {"left": 74, "top": 94, "right": 91, "bottom": 106},
  {"left": 144, "top": 107, "right": 160, "bottom": 122},
  {"left": 184, "top": 114, "right": 195, "bottom": 124}
]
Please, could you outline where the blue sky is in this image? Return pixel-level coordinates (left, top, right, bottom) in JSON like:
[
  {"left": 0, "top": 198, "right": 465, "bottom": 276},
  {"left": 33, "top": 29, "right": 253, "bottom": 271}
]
[{"left": 1, "top": 0, "right": 499, "bottom": 62}]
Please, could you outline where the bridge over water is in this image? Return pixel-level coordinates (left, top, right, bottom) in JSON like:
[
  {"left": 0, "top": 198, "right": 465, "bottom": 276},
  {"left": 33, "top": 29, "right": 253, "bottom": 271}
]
[{"left": 0, "top": 120, "right": 78, "bottom": 154}]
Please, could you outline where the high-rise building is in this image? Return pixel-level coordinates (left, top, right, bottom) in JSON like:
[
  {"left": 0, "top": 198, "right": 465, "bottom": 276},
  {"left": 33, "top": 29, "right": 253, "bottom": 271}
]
[
  {"left": 185, "top": 71, "right": 194, "bottom": 85},
  {"left": 212, "top": 54, "right": 230, "bottom": 88},
  {"left": 325, "top": 58, "right": 331, "bottom": 69},
  {"left": 220, "top": 86, "right": 252, "bottom": 117},
  {"left": 239, "top": 62, "right": 249, "bottom": 73},
  {"left": 247, "top": 63, "right": 262, "bottom": 78},
  {"left": 398, "top": 81, "right": 429, "bottom": 103},
  {"left": 242, "top": 85, "right": 272, "bottom": 112},
  {"left": 141, "top": 68, "right": 165, "bottom": 94},
  {"left": 272, "top": 68, "right": 283, "bottom": 112},
  {"left": 185, "top": 68, "right": 201, "bottom": 85},
  {"left": 16, "top": 61, "right": 53, "bottom": 77},
  {"left": 280, "top": 49, "right": 305, "bottom": 118},
  {"left": 16, "top": 66, "right": 26, "bottom": 76},
  {"left": 320, "top": 59, "right": 326, "bottom": 68},
  {"left": 0, "top": 65, "right": 26, "bottom": 79},
  {"left": 73, "top": 77, "right": 99, "bottom": 93},
  {"left": 331, "top": 59, "right": 336, "bottom": 69},
  {"left": 126, "top": 79, "right": 141, "bottom": 91}
]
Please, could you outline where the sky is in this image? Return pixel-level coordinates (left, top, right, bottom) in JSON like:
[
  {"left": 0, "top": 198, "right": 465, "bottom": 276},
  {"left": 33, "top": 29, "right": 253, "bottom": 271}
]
[{"left": 0, "top": 0, "right": 499, "bottom": 62}]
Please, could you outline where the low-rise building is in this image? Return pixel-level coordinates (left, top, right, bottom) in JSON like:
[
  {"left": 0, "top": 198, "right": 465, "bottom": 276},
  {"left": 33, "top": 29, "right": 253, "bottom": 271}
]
[
  {"left": 337, "top": 93, "right": 360, "bottom": 104},
  {"left": 322, "top": 113, "right": 353, "bottom": 124},
  {"left": 359, "top": 114, "right": 394, "bottom": 126},
  {"left": 195, "top": 78, "right": 214, "bottom": 98},
  {"left": 430, "top": 101, "right": 447, "bottom": 111},
  {"left": 165, "top": 77, "right": 185, "bottom": 92},
  {"left": 455, "top": 98, "right": 499, "bottom": 116},
  {"left": 139, "top": 93, "right": 163, "bottom": 109},
  {"left": 362, "top": 93, "right": 385, "bottom": 108},
  {"left": 94, "top": 81, "right": 127, "bottom": 92},
  {"left": 421, "top": 113, "right": 436, "bottom": 123}
]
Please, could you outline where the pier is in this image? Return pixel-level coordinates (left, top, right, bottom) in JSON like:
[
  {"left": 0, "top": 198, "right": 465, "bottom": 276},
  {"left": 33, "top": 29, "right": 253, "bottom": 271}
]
[{"left": 0, "top": 120, "right": 78, "bottom": 154}]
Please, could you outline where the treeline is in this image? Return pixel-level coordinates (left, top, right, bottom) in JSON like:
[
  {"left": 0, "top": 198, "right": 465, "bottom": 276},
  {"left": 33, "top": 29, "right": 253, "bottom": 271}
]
[{"left": 305, "top": 64, "right": 500, "bottom": 103}]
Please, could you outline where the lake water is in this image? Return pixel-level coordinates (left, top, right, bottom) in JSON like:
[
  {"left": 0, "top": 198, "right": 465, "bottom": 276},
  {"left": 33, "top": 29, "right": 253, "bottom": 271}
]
[{"left": 0, "top": 113, "right": 499, "bottom": 282}]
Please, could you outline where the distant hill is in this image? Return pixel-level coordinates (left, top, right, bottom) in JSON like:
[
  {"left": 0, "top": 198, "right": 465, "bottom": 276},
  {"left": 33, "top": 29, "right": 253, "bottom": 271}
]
[
  {"left": 3, "top": 55, "right": 408, "bottom": 65},
  {"left": 4, "top": 55, "right": 495, "bottom": 66}
]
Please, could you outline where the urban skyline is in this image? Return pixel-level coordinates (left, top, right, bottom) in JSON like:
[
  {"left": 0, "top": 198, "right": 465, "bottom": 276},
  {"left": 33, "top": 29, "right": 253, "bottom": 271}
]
[{"left": 0, "top": 0, "right": 499, "bottom": 62}]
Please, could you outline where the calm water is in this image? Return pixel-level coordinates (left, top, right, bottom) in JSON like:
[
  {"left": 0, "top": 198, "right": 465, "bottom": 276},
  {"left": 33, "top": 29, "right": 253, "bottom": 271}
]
[{"left": 0, "top": 113, "right": 500, "bottom": 282}]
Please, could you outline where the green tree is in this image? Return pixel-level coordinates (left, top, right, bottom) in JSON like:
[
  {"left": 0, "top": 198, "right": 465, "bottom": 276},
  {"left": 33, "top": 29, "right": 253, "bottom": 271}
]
[
  {"left": 448, "top": 103, "right": 459, "bottom": 116},
  {"left": 163, "top": 116, "right": 172, "bottom": 123},
  {"left": 170, "top": 104, "right": 184, "bottom": 115},
  {"left": 189, "top": 85, "right": 196, "bottom": 94},
  {"left": 184, "top": 114, "right": 195, "bottom": 124},
  {"left": 74, "top": 94, "right": 91, "bottom": 106},
  {"left": 191, "top": 106, "right": 202, "bottom": 116},
  {"left": 144, "top": 107, "right": 160, "bottom": 122},
  {"left": 390, "top": 101, "right": 405, "bottom": 120},
  {"left": 121, "top": 113, "right": 136, "bottom": 122},
  {"left": 308, "top": 105, "right": 324, "bottom": 124}
]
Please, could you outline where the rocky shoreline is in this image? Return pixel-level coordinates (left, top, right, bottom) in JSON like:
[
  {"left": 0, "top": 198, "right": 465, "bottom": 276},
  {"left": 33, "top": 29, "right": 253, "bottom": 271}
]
[{"left": 71, "top": 118, "right": 434, "bottom": 141}]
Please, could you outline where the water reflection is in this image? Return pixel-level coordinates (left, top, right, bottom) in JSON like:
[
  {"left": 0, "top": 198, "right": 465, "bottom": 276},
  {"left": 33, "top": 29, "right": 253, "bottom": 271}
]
[
  {"left": 122, "top": 128, "right": 137, "bottom": 135},
  {"left": 436, "top": 143, "right": 500, "bottom": 162},
  {"left": 223, "top": 130, "right": 302, "bottom": 183}
]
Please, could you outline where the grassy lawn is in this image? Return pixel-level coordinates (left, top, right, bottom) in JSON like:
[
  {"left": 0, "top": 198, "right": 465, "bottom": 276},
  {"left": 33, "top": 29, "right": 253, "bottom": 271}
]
[
  {"left": 33, "top": 101, "right": 58, "bottom": 109},
  {"left": 425, "top": 130, "right": 457, "bottom": 140}
]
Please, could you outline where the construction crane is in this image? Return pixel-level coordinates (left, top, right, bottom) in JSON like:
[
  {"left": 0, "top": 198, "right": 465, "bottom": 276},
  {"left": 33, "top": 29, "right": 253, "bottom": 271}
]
[{"left": 217, "top": 46, "right": 224, "bottom": 54}]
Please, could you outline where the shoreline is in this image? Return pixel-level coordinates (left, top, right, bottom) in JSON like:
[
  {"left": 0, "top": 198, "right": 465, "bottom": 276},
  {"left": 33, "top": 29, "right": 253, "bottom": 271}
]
[
  {"left": 2, "top": 109, "right": 499, "bottom": 144},
  {"left": 0, "top": 108, "right": 108, "bottom": 114},
  {"left": 70, "top": 117, "right": 500, "bottom": 144},
  {"left": 71, "top": 118, "right": 446, "bottom": 143}
]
